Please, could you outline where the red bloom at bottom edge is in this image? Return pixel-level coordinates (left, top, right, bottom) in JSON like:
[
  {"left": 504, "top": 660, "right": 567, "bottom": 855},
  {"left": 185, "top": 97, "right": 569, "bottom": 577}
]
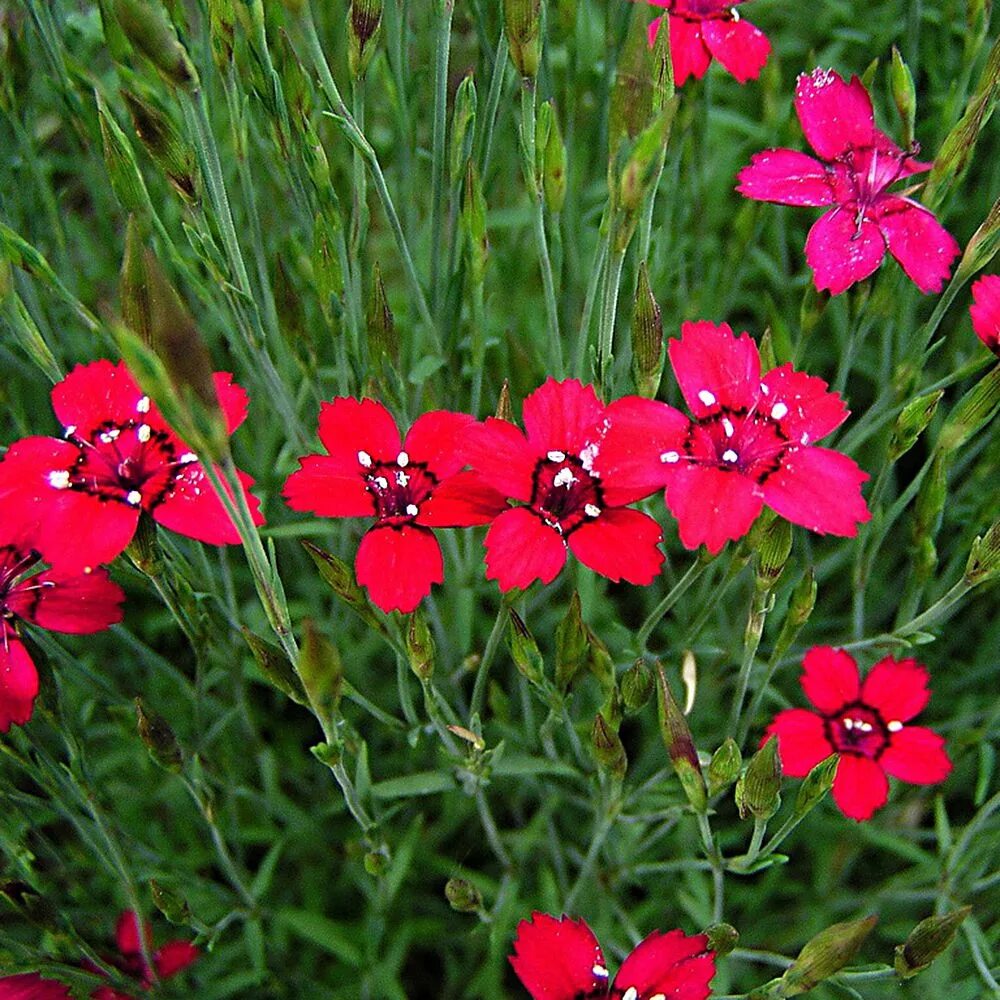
[{"left": 510, "top": 912, "right": 715, "bottom": 1000}]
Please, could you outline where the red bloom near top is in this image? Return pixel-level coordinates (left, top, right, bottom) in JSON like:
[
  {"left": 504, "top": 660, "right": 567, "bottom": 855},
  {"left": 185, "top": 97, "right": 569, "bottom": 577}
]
[
  {"left": 284, "top": 398, "right": 504, "bottom": 613},
  {"left": 765, "top": 647, "right": 953, "bottom": 821},
  {"left": 463, "top": 379, "right": 665, "bottom": 592},
  {"left": 0, "top": 360, "right": 263, "bottom": 574},
  {"left": 510, "top": 912, "right": 715, "bottom": 1000},
  {"left": 592, "top": 321, "right": 870, "bottom": 554},
  {"left": 737, "top": 68, "right": 960, "bottom": 295},
  {"left": 642, "top": 0, "right": 770, "bottom": 87},
  {"left": 0, "top": 523, "right": 124, "bottom": 732},
  {"left": 970, "top": 274, "right": 1000, "bottom": 356}
]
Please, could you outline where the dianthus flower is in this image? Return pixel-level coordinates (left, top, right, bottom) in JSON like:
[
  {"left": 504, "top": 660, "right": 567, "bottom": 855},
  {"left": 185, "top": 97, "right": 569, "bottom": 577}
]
[
  {"left": 510, "top": 912, "right": 715, "bottom": 1000},
  {"left": 642, "top": 0, "right": 770, "bottom": 87},
  {"left": 463, "top": 379, "right": 665, "bottom": 592},
  {"left": 1, "top": 523, "right": 124, "bottom": 732},
  {"left": 284, "top": 398, "right": 504, "bottom": 613},
  {"left": 593, "top": 321, "right": 870, "bottom": 553},
  {"left": 765, "top": 647, "right": 952, "bottom": 821},
  {"left": 737, "top": 67, "right": 959, "bottom": 295},
  {"left": 0, "top": 360, "right": 263, "bottom": 574},
  {"left": 970, "top": 274, "right": 1000, "bottom": 355},
  {"left": 0, "top": 911, "right": 197, "bottom": 999}
]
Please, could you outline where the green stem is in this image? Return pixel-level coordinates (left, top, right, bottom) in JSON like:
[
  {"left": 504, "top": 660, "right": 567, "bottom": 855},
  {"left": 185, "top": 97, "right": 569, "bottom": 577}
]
[
  {"left": 470, "top": 599, "right": 510, "bottom": 719},
  {"left": 598, "top": 239, "right": 627, "bottom": 396},
  {"left": 564, "top": 802, "right": 621, "bottom": 911},
  {"left": 575, "top": 225, "right": 610, "bottom": 379},
  {"left": 732, "top": 587, "right": 771, "bottom": 742},
  {"left": 636, "top": 557, "right": 709, "bottom": 651},
  {"left": 430, "top": 1, "right": 454, "bottom": 317},
  {"left": 478, "top": 31, "right": 509, "bottom": 178}
]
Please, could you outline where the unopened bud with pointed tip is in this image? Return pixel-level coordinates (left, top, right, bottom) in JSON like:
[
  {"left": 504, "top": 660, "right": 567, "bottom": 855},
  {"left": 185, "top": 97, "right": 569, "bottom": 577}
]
[
  {"left": 890, "top": 46, "right": 916, "bottom": 148},
  {"left": 965, "top": 520, "right": 1000, "bottom": 586},
  {"left": 122, "top": 89, "right": 198, "bottom": 202},
  {"left": 508, "top": 610, "right": 544, "bottom": 686},
  {"left": 445, "top": 877, "right": 483, "bottom": 914},
  {"left": 621, "top": 660, "right": 654, "bottom": 712},
  {"left": 367, "top": 261, "right": 398, "bottom": 368},
  {"left": 754, "top": 516, "right": 792, "bottom": 591},
  {"left": 793, "top": 754, "right": 838, "bottom": 817},
  {"left": 586, "top": 626, "right": 616, "bottom": 694},
  {"left": 708, "top": 738, "right": 743, "bottom": 797},
  {"left": 348, "top": 0, "right": 383, "bottom": 79},
  {"left": 136, "top": 698, "right": 182, "bottom": 772},
  {"left": 97, "top": 93, "right": 150, "bottom": 215},
  {"left": 895, "top": 907, "right": 971, "bottom": 979},
  {"left": 771, "top": 568, "right": 816, "bottom": 666},
  {"left": 243, "top": 626, "right": 308, "bottom": 706},
  {"left": 632, "top": 262, "right": 665, "bottom": 398},
  {"left": 298, "top": 620, "right": 344, "bottom": 729},
  {"left": 704, "top": 923, "right": 739, "bottom": 957},
  {"left": 555, "top": 591, "right": 589, "bottom": 691},
  {"left": 938, "top": 363, "right": 1000, "bottom": 453},
  {"left": 889, "top": 389, "right": 943, "bottom": 461},
  {"left": 655, "top": 663, "right": 707, "bottom": 812},
  {"left": 113, "top": 0, "right": 198, "bottom": 88},
  {"left": 463, "top": 160, "right": 489, "bottom": 286},
  {"left": 303, "top": 540, "right": 387, "bottom": 636},
  {"left": 540, "top": 101, "right": 567, "bottom": 213},
  {"left": 609, "top": 8, "right": 654, "bottom": 151},
  {"left": 451, "top": 74, "right": 477, "bottom": 181},
  {"left": 736, "top": 736, "right": 782, "bottom": 820},
  {"left": 495, "top": 380, "right": 513, "bottom": 422},
  {"left": 504, "top": 0, "right": 542, "bottom": 79},
  {"left": 592, "top": 712, "right": 627, "bottom": 780},
  {"left": 779, "top": 917, "right": 878, "bottom": 995},
  {"left": 406, "top": 606, "right": 436, "bottom": 681},
  {"left": 150, "top": 880, "right": 191, "bottom": 925}
]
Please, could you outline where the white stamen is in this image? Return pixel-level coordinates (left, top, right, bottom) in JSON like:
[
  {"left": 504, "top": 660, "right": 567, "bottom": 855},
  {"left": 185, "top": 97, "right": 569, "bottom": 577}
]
[
  {"left": 888, "top": 720, "right": 903, "bottom": 732},
  {"left": 722, "top": 449, "right": 738, "bottom": 463},
  {"left": 800, "top": 432, "right": 810, "bottom": 445},
  {"left": 771, "top": 402, "right": 789, "bottom": 421},
  {"left": 584, "top": 503, "right": 601, "bottom": 518},
  {"left": 760, "top": 382, "right": 770, "bottom": 395},
  {"left": 126, "top": 490, "right": 142, "bottom": 506},
  {"left": 358, "top": 450, "right": 373, "bottom": 468},
  {"left": 651, "top": 995, "right": 667, "bottom": 1000},
  {"left": 397, "top": 451, "right": 409, "bottom": 467},
  {"left": 844, "top": 718, "right": 854, "bottom": 730},
  {"left": 547, "top": 450, "right": 566, "bottom": 462},
  {"left": 48, "top": 470, "right": 70, "bottom": 489},
  {"left": 137, "top": 395, "right": 151, "bottom": 413},
  {"left": 553, "top": 468, "right": 576, "bottom": 488},
  {"left": 622, "top": 989, "right": 639, "bottom": 1000},
  {"left": 99, "top": 429, "right": 120, "bottom": 443},
  {"left": 579, "top": 441, "right": 600, "bottom": 473},
  {"left": 858, "top": 721, "right": 873, "bottom": 733},
  {"left": 137, "top": 424, "right": 151, "bottom": 443},
  {"left": 592, "top": 964, "right": 609, "bottom": 979},
  {"left": 698, "top": 389, "right": 717, "bottom": 407},
  {"left": 179, "top": 452, "right": 198, "bottom": 464},
  {"left": 660, "top": 450, "right": 680, "bottom": 464},
  {"left": 64, "top": 425, "right": 76, "bottom": 438},
  {"left": 405, "top": 503, "right": 419, "bottom": 516},
  {"left": 395, "top": 470, "right": 410, "bottom": 487},
  {"left": 722, "top": 417, "right": 735, "bottom": 437},
  {"left": 373, "top": 476, "right": 388, "bottom": 490}
]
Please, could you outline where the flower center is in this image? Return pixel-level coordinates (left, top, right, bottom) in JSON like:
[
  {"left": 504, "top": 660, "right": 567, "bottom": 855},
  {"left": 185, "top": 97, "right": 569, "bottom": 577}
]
[
  {"left": 0, "top": 544, "right": 48, "bottom": 622},
  {"left": 359, "top": 451, "right": 437, "bottom": 522},
  {"left": 530, "top": 451, "right": 603, "bottom": 535},
  {"left": 826, "top": 703, "right": 889, "bottom": 758}
]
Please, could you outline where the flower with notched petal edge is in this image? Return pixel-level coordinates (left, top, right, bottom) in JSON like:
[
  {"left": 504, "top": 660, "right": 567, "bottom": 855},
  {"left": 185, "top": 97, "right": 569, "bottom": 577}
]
[
  {"left": 283, "top": 398, "right": 506, "bottom": 614},
  {"left": 765, "top": 647, "right": 952, "bottom": 821},
  {"left": 0, "top": 360, "right": 263, "bottom": 574},
  {"left": 0, "top": 524, "right": 124, "bottom": 733},
  {"left": 641, "top": 0, "right": 771, "bottom": 87},
  {"left": 737, "top": 67, "right": 960, "bottom": 295},
  {"left": 592, "top": 320, "right": 870, "bottom": 554},
  {"left": 462, "top": 379, "right": 665, "bottom": 592},
  {"left": 509, "top": 912, "right": 715, "bottom": 1000},
  {"left": 970, "top": 274, "right": 1000, "bottom": 356}
]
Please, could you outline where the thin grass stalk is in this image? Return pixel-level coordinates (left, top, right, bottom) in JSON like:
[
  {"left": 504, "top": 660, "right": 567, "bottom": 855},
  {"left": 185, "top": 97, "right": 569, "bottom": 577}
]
[{"left": 430, "top": 1, "right": 454, "bottom": 318}]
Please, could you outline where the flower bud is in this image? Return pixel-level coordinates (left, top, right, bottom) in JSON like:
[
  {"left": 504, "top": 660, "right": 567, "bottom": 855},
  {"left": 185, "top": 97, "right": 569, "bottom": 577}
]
[
  {"left": 894, "top": 907, "right": 971, "bottom": 979},
  {"left": 889, "top": 389, "right": 943, "bottom": 461},
  {"left": 655, "top": 663, "right": 707, "bottom": 812},
  {"left": 890, "top": 46, "right": 916, "bottom": 148},
  {"left": 364, "top": 850, "right": 388, "bottom": 876},
  {"left": 303, "top": 540, "right": 388, "bottom": 636},
  {"left": 97, "top": 93, "right": 151, "bottom": 216},
  {"left": 586, "top": 626, "right": 616, "bottom": 695},
  {"left": 367, "top": 261, "right": 398, "bottom": 369},
  {"left": 778, "top": 916, "right": 878, "bottom": 995},
  {"left": 445, "top": 877, "right": 483, "bottom": 914},
  {"left": 406, "top": 606, "right": 436, "bottom": 681},
  {"left": 207, "top": 0, "right": 235, "bottom": 69},
  {"left": 631, "top": 262, "right": 665, "bottom": 398},
  {"left": 754, "top": 516, "right": 793, "bottom": 591},
  {"left": 463, "top": 160, "right": 489, "bottom": 287},
  {"left": 243, "top": 626, "right": 308, "bottom": 706},
  {"left": 504, "top": 0, "right": 542, "bottom": 79},
  {"left": 938, "top": 362, "right": 1000, "bottom": 453},
  {"left": 618, "top": 108, "right": 674, "bottom": 215},
  {"left": 756, "top": 327, "right": 777, "bottom": 373},
  {"left": 703, "top": 922, "right": 739, "bottom": 957},
  {"left": 965, "top": 519, "right": 1000, "bottom": 585},
  {"left": 650, "top": 5, "right": 674, "bottom": 111},
  {"left": 121, "top": 89, "right": 198, "bottom": 202},
  {"left": 793, "top": 753, "right": 838, "bottom": 818},
  {"left": 539, "top": 100, "right": 567, "bottom": 213},
  {"left": 621, "top": 660, "right": 654, "bottom": 712},
  {"left": 736, "top": 736, "right": 782, "bottom": 820},
  {"left": 450, "top": 73, "right": 477, "bottom": 182},
  {"left": 136, "top": 697, "right": 182, "bottom": 773},
  {"left": 508, "top": 610, "right": 544, "bottom": 686},
  {"left": 708, "top": 738, "right": 743, "bottom": 797},
  {"left": 771, "top": 568, "right": 816, "bottom": 666},
  {"left": 609, "top": 8, "right": 653, "bottom": 152},
  {"left": 956, "top": 195, "right": 1000, "bottom": 279},
  {"left": 312, "top": 741, "right": 343, "bottom": 768},
  {"left": 348, "top": 0, "right": 383, "bottom": 80},
  {"left": 555, "top": 591, "right": 589, "bottom": 691},
  {"left": 495, "top": 379, "right": 513, "bottom": 422},
  {"left": 313, "top": 213, "right": 344, "bottom": 325},
  {"left": 150, "top": 879, "right": 191, "bottom": 925},
  {"left": 113, "top": 0, "right": 198, "bottom": 89},
  {"left": 592, "top": 712, "right": 628, "bottom": 780},
  {"left": 298, "top": 619, "right": 344, "bottom": 728}
]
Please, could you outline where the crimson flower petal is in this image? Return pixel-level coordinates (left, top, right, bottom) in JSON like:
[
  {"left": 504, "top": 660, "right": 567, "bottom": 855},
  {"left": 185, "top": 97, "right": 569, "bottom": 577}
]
[
  {"left": 403, "top": 410, "right": 476, "bottom": 480},
  {"left": 522, "top": 379, "right": 604, "bottom": 456},
  {"left": 0, "top": 630, "right": 39, "bottom": 733},
  {"left": 795, "top": 69, "right": 875, "bottom": 161},
  {"left": 759, "top": 365, "right": 848, "bottom": 443},
  {"left": 669, "top": 321, "right": 761, "bottom": 418},
  {"left": 876, "top": 196, "right": 960, "bottom": 294},
  {"left": 804, "top": 208, "right": 886, "bottom": 295},
  {"left": 316, "top": 397, "right": 402, "bottom": 471},
  {"left": 115, "top": 912, "right": 145, "bottom": 957},
  {"left": 465, "top": 418, "right": 537, "bottom": 501},
  {"left": 801, "top": 646, "right": 860, "bottom": 714},
  {"left": 568, "top": 508, "right": 663, "bottom": 585},
  {"left": 0, "top": 974, "right": 72, "bottom": 999},
  {"left": 6, "top": 568, "right": 124, "bottom": 634},
  {"left": 668, "top": 15, "right": 712, "bottom": 86},
  {"left": 283, "top": 455, "right": 375, "bottom": 518},
  {"left": 355, "top": 524, "right": 443, "bottom": 613},
  {"left": 766, "top": 709, "right": 834, "bottom": 777},
  {"left": 154, "top": 940, "right": 199, "bottom": 979},
  {"left": 761, "top": 446, "right": 870, "bottom": 536},
  {"left": 860, "top": 656, "right": 930, "bottom": 723},
  {"left": 50, "top": 360, "right": 149, "bottom": 437},
  {"left": 701, "top": 15, "right": 770, "bottom": 84},
  {"left": 736, "top": 149, "right": 834, "bottom": 207},
  {"left": 509, "top": 913, "right": 608, "bottom": 1000},
  {"left": 831, "top": 753, "right": 888, "bottom": 821},
  {"left": 483, "top": 508, "right": 566, "bottom": 592},
  {"left": 665, "top": 464, "right": 763, "bottom": 554},
  {"left": 614, "top": 930, "right": 715, "bottom": 1000},
  {"left": 153, "top": 465, "right": 263, "bottom": 544},
  {"left": 213, "top": 372, "right": 250, "bottom": 433},
  {"left": 415, "top": 471, "right": 508, "bottom": 528},
  {"left": 880, "top": 727, "right": 952, "bottom": 784},
  {"left": 970, "top": 275, "right": 1000, "bottom": 354}
]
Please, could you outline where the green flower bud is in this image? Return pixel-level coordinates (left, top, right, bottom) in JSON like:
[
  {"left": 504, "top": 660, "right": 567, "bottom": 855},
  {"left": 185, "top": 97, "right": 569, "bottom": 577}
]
[
  {"left": 621, "top": 660, "right": 654, "bottom": 712},
  {"left": 609, "top": 7, "right": 654, "bottom": 152},
  {"left": 779, "top": 916, "right": 878, "bottom": 995},
  {"left": 311, "top": 740, "right": 343, "bottom": 768},
  {"left": 298, "top": 619, "right": 344, "bottom": 728},
  {"left": 136, "top": 698, "right": 182, "bottom": 773},
  {"left": 364, "top": 850, "right": 388, "bottom": 877},
  {"left": 890, "top": 47, "right": 916, "bottom": 148},
  {"left": 303, "top": 540, "right": 388, "bottom": 636},
  {"left": 462, "top": 160, "right": 489, "bottom": 287},
  {"left": 243, "top": 626, "right": 309, "bottom": 706},
  {"left": 793, "top": 753, "right": 838, "bottom": 818},
  {"left": 631, "top": 262, "right": 665, "bottom": 398},
  {"left": 113, "top": 0, "right": 198, "bottom": 89},
  {"left": 708, "top": 738, "right": 743, "bottom": 797},
  {"left": 938, "top": 363, "right": 1000, "bottom": 453},
  {"left": 618, "top": 107, "right": 674, "bottom": 215},
  {"left": 445, "top": 877, "right": 483, "bottom": 914},
  {"left": 495, "top": 379, "right": 513, "bottom": 422},
  {"left": 508, "top": 610, "right": 544, "bottom": 686},
  {"left": 121, "top": 89, "right": 198, "bottom": 202},
  {"left": 406, "top": 606, "right": 436, "bottom": 681},
  {"left": 889, "top": 389, "right": 943, "bottom": 461},
  {"left": 451, "top": 74, "right": 477, "bottom": 182},
  {"left": 97, "top": 93, "right": 151, "bottom": 216},
  {"left": 754, "top": 516, "right": 793, "bottom": 591},
  {"left": 771, "top": 568, "right": 816, "bottom": 666},
  {"left": 894, "top": 907, "right": 971, "bottom": 979},
  {"left": 586, "top": 626, "right": 616, "bottom": 695},
  {"left": 655, "top": 663, "right": 707, "bottom": 812},
  {"left": 504, "top": 0, "right": 542, "bottom": 79},
  {"left": 591, "top": 712, "right": 627, "bottom": 781},
  {"left": 207, "top": 0, "right": 235, "bottom": 69},
  {"left": 150, "top": 879, "right": 191, "bottom": 925},
  {"left": 348, "top": 0, "right": 383, "bottom": 80},
  {"left": 367, "top": 261, "right": 398, "bottom": 369},
  {"left": 736, "top": 736, "right": 782, "bottom": 821},
  {"left": 555, "top": 591, "right": 589, "bottom": 691},
  {"left": 956, "top": 195, "right": 1000, "bottom": 280},
  {"left": 703, "top": 922, "right": 739, "bottom": 957},
  {"left": 965, "top": 519, "right": 1000, "bottom": 586},
  {"left": 540, "top": 101, "right": 567, "bottom": 213}
]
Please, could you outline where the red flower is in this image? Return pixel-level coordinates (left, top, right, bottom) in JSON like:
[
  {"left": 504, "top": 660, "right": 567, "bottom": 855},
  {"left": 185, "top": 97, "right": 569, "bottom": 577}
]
[
  {"left": 737, "top": 68, "right": 960, "bottom": 295},
  {"left": 0, "top": 361, "right": 263, "bottom": 574},
  {"left": 0, "top": 911, "right": 197, "bottom": 1000},
  {"left": 464, "top": 379, "right": 665, "bottom": 592},
  {"left": 510, "top": 912, "right": 715, "bottom": 1000},
  {"left": 283, "top": 398, "right": 504, "bottom": 613},
  {"left": 0, "top": 525, "right": 124, "bottom": 732},
  {"left": 593, "top": 321, "right": 870, "bottom": 553},
  {"left": 642, "top": 0, "right": 770, "bottom": 86},
  {"left": 765, "top": 647, "right": 952, "bottom": 821},
  {"left": 970, "top": 274, "right": 1000, "bottom": 356}
]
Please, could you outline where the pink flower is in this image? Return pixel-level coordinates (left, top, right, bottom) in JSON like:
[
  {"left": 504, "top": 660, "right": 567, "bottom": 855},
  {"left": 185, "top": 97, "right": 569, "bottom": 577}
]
[
  {"left": 765, "top": 647, "right": 953, "bottom": 821},
  {"left": 284, "top": 398, "right": 505, "bottom": 613},
  {"left": 463, "top": 379, "right": 665, "bottom": 592},
  {"left": 642, "top": 0, "right": 770, "bottom": 86},
  {"left": 970, "top": 274, "right": 1000, "bottom": 355},
  {"left": 593, "top": 321, "right": 871, "bottom": 553},
  {"left": 0, "top": 360, "right": 263, "bottom": 574},
  {"left": 737, "top": 67, "right": 960, "bottom": 294},
  {"left": 510, "top": 912, "right": 715, "bottom": 1000}
]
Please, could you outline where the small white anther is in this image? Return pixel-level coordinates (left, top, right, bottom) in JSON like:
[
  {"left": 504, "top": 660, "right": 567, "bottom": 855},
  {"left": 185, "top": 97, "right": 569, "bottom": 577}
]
[
  {"left": 64, "top": 425, "right": 76, "bottom": 438},
  {"left": 651, "top": 994, "right": 667, "bottom": 1000},
  {"left": 397, "top": 451, "right": 409, "bottom": 467},
  {"left": 126, "top": 490, "right": 142, "bottom": 506},
  {"left": 48, "top": 470, "right": 70, "bottom": 489},
  {"left": 180, "top": 452, "right": 198, "bottom": 464},
  {"left": 592, "top": 964, "right": 609, "bottom": 979},
  {"left": 800, "top": 432, "right": 810, "bottom": 445},
  {"left": 553, "top": 468, "right": 576, "bottom": 488},
  {"left": 137, "top": 424, "right": 151, "bottom": 443},
  {"left": 358, "top": 450, "right": 373, "bottom": 468},
  {"left": 698, "top": 389, "right": 717, "bottom": 407},
  {"left": 580, "top": 441, "right": 600, "bottom": 472},
  {"left": 373, "top": 476, "right": 388, "bottom": 490},
  {"left": 844, "top": 718, "right": 854, "bottom": 730},
  {"left": 100, "top": 429, "right": 120, "bottom": 444},
  {"left": 888, "top": 720, "right": 903, "bottom": 732},
  {"left": 547, "top": 450, "right": 566, "bottom": 462},
  {"left": 771, "top": 402, "right": 789, "bottom": 421},
  {"left": 660, "top": 450, "right": 680, "bottom": 464},
  {"left": 395, "top": 470, "right": 410, "bottom": 487},
  {"left": 722, "top": 449, "right": 738, "bottom": 463},
  {"left": 622, "top": 988, "right": 639, "bottom": 1000},
  {"left": 405, "top": 503, "right": 419, "bottom": 516},
  {"left": 722, "top": 417, "right": 735, "bottom": 437},
  {"left": 859, "top": 721, "right": 873, "bottom": 733},
  {"left": 136, "top": 395, "right": 151, "bottom": 413},
  {"left": 760, "top": 382, "right": 770, "bottom": 395},
  {"left": 584, "top": 503, "right": 601, "bottom": 518}
]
